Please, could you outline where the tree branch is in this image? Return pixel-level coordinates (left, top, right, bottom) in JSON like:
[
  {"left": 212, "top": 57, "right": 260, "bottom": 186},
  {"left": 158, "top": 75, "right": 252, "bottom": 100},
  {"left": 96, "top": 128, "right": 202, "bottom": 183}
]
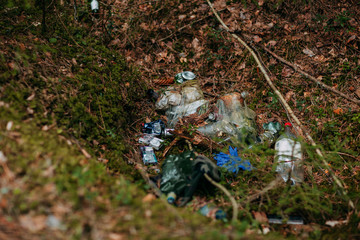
[
  {"left": 205, "top": 0, "right": 355, "bottom": 210},
  {"left": 263, "top": 46, "right": 360, "bottom": 106}
]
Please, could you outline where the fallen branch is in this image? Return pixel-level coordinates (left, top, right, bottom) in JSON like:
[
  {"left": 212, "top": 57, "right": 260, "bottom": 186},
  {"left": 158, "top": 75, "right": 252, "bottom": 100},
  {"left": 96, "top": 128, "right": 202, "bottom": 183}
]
[
  {"left": 54, "top": 6, "right": 83, "bottom": 49},
  {"left": 263, "top": 47, "right": 360, "bottom": 106},
  {"left": 205, "top": 0, "right": 355, "bottom": 210},
  {"left": 204, "top": 173, "right": 238, "bottom": 222},
  {"left": 245, "top": 177, "right": 283, "bottom": 204}
]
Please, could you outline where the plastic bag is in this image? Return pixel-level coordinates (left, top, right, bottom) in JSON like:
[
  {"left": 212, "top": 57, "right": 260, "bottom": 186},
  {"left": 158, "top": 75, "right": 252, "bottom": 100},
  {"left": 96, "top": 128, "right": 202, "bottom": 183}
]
[
  {"left": 198, "top": 92, "right": 257, "bottom": 144},
  {"left": 155, "top": 81, "right": 209, "bottom": 127},
  {"left": 160, "top": 152, "right": 220, "bottom": 206}
]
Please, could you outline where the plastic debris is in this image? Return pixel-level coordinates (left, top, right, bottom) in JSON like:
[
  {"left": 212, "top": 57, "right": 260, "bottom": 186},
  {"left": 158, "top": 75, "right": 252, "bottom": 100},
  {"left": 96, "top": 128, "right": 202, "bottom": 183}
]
[
  {"left": 166, "top": 192, "right": 176, "bottom": 204},
  {"left": 198, "top": 92, "right": 257, "bottom": 144},
  {"left": 149, "top": 137, "right": 164, "bottom": 150},
  {"left": 90, "top": 0, "right": 99, "bottom": 13},
  {"left": 274, "top": 122, "right": 303, "bottom": 184},
  {"left": 142, "top": 120, "right": 166, "bottom": 135},
  {"left": 140, "top": 146, "right": 157, "bottom": 165},
  {"left": 175, "top": 71, "right": 196, "bottom": 84},
  {"left": 214, "top": 146, "right": 253, "bottom": 173},
  {"left": 155, "top": 80, "right": 209, "bottom": 127},
  {"left": 160, "top": 153, "right": 220, "bottom": 206},
  {"left": 258, "top": 121, "right": 282, "bottom": 145},
  {"left": 139, "top": 134, "right": 164, "bottom": 150},
  {"left": 267, "top": 215, "right": 304, "bottom": 225},
  {"left": 199, "top": 204, "right": 227, "bottom": 221}
]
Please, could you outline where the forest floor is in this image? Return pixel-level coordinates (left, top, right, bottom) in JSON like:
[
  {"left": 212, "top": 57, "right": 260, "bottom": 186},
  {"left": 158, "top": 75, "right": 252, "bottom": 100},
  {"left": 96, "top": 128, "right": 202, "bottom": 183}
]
[{"left": 1, "top": 0, "right": 360, "bottom": 239}]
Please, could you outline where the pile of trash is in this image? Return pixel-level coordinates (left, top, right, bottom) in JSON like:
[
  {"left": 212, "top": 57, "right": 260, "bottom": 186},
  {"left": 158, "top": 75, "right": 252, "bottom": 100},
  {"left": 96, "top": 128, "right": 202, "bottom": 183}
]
[{"left": 138, "top": 71, "right": 304, "bottom": 221}]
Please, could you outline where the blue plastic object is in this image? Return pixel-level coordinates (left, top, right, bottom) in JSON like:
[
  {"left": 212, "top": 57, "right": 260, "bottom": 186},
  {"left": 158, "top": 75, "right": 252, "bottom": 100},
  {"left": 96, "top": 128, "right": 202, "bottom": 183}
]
[{"left": 214, "top": 146, "right": 253, "bottom": 174}]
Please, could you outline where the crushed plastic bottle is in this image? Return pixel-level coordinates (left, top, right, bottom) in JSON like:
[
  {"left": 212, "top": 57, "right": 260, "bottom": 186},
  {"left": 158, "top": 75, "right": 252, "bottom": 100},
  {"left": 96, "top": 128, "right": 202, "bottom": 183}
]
[
  {"left": 199, "top": 204, "right": 227, "bottom": 221},
  {"left": 274, "top": 122, "right": 303, "bottom": 184}
]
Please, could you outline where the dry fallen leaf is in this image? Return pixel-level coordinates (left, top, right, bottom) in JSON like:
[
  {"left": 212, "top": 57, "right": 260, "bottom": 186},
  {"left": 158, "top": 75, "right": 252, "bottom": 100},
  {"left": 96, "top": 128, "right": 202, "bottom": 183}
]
[
  {"left": 304, "top": 92, "right": 311, "bottom": 98},
  {"left": 281, "top": 67, "right": 294, "bottom": 78},
  {"left": 253, "top": 35, "right": 262, "bottom": 43},
  {"left": 333, "top": 108, "right": 343, "bottom": 115},
  {"left": 252, "top": 211, "right": 268, "bottom": 223},
  {"left": 303, "top": 48, "right": 315, "bottom": 57},
  {"left": 19, "top": 215, "right": 47, "bottom": 232},
  {"left": 349, "top": 86, "right": 355, "bottom": 92},
  {"left": 285, "top": 90, "right": 295, "bottom": 102},
  {"left": 267, "top": 40, "right": 277, "bottom": 46},
  {"left": 346, "top": 35, "right": 356, "bottom": 44},
  {"left": 355, "top": 88, "right": 360, "bottom": 98},
  {"left": 142, "top": 193, "right": 156, "bottom": 202}
]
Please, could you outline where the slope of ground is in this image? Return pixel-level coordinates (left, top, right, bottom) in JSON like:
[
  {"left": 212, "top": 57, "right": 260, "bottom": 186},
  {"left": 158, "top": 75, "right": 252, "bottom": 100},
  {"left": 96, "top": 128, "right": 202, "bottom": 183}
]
[{"left": 0, "top": 0, "right": 359, "bottom": 239}]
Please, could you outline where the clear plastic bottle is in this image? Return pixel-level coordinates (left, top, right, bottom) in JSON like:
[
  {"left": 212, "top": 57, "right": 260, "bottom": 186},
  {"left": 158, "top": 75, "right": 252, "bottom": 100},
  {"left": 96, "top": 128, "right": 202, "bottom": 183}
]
[{"left": 274, "top": 122, "right": 303, "bottom": 185}]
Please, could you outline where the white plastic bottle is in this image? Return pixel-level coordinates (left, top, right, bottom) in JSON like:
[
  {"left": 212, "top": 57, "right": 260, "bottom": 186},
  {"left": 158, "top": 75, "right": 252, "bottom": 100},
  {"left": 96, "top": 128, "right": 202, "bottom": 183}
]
[{"left": 274, "top": 122, "right": 303, "bottom": 184}]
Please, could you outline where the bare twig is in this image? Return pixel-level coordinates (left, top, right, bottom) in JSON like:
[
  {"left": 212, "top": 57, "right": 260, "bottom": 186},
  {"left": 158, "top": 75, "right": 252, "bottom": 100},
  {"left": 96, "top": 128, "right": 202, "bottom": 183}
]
[
  {"left": 204, "top": 173, "right": 238, "bottom": 222},
  {"left": 162, "top": 138, "right": 178, "bottom": 158},
  {"left": 159, "top": 9, "right": 225, "bottom": 42},
  {"left": 205, "top": 0, "right": 355, "bottom": 210},
  {"left": 54, "top": 7, "right": 83, "bottom": 49},
  {"left": 245, "top": 177, "right": 283, "bottom": 204},
  {"left": 326, "top": 151, "right": 360, "bottom": 161},
  {"left": 263, "top": 47, "right": 360, "bottom": 106}
]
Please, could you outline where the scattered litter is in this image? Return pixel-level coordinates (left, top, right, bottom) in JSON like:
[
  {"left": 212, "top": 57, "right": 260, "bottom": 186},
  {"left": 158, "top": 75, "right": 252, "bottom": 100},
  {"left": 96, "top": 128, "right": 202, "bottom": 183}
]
[
  {"left": 257, "top": 121, "right": 281, "bottom": 145},
  {"left": 174, "top": 71, "right": 196, "bottom": 84},
  {"left": 155, "top": 80, "right": 209, "bottom": 127},
  {"left": 166, "top": 192, "right": 176, "bottom": 204},
  {"left": 160, "top": 152, "right": 220, "bottom": 207},
  {"left": 142, "top": 120, "right": 173, "bottom": 137},
  {"left": 267, "top": 215, "right": 304, "bottom": 225},
  {"left": 0, "top": 151, "right": 7, "bottom": 163},
  {"left": 274, "top": 122, "right": 303, "bottom": 185},
  {"left": 199, "top": 204, "right": 227, "bottom": 221},
  {"left": 197, "top": 92, "right": 257, "bottom": 144},
  {"left": 139, "top": 146, "right": 157, "bottom": 165},
  {"left": 90, "top": 0, "right": 99, "bottom": 13},
  {"left": 139, "top": 134, "right": 164, "bottom": 150},
  {"left": 214, "top": 146, "right": 253, "bottom": 173},
  {"left": 325, "top": 220, "right": 348, "bottom": 227}
]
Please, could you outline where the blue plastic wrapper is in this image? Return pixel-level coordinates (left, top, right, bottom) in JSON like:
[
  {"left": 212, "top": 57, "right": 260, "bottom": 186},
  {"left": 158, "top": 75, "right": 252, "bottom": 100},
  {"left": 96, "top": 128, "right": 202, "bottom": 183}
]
[{"left": 214, "top": 146, "right": 253, "bottom": 174}]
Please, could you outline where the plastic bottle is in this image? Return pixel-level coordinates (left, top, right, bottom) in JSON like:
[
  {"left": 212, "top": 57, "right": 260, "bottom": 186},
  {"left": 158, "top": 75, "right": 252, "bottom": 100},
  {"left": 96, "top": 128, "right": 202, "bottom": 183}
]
[
  {"left": 90, "top": 0, "right": 99, "bottom": 13},
  {"left": 274, "top": 122, "right": 303, "bottom": 185},
  {"left": 199, "top": 204, "right": 227, "bottom": 221},
  {"left": 258, "top": 122, "right": 282, "bottom": 145}
]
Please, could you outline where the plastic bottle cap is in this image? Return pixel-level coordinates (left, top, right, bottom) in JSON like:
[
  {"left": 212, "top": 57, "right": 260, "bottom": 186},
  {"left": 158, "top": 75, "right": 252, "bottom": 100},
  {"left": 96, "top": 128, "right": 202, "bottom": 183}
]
[{"left": 285, "top": 122, "right": 292, "bottom": 127}]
